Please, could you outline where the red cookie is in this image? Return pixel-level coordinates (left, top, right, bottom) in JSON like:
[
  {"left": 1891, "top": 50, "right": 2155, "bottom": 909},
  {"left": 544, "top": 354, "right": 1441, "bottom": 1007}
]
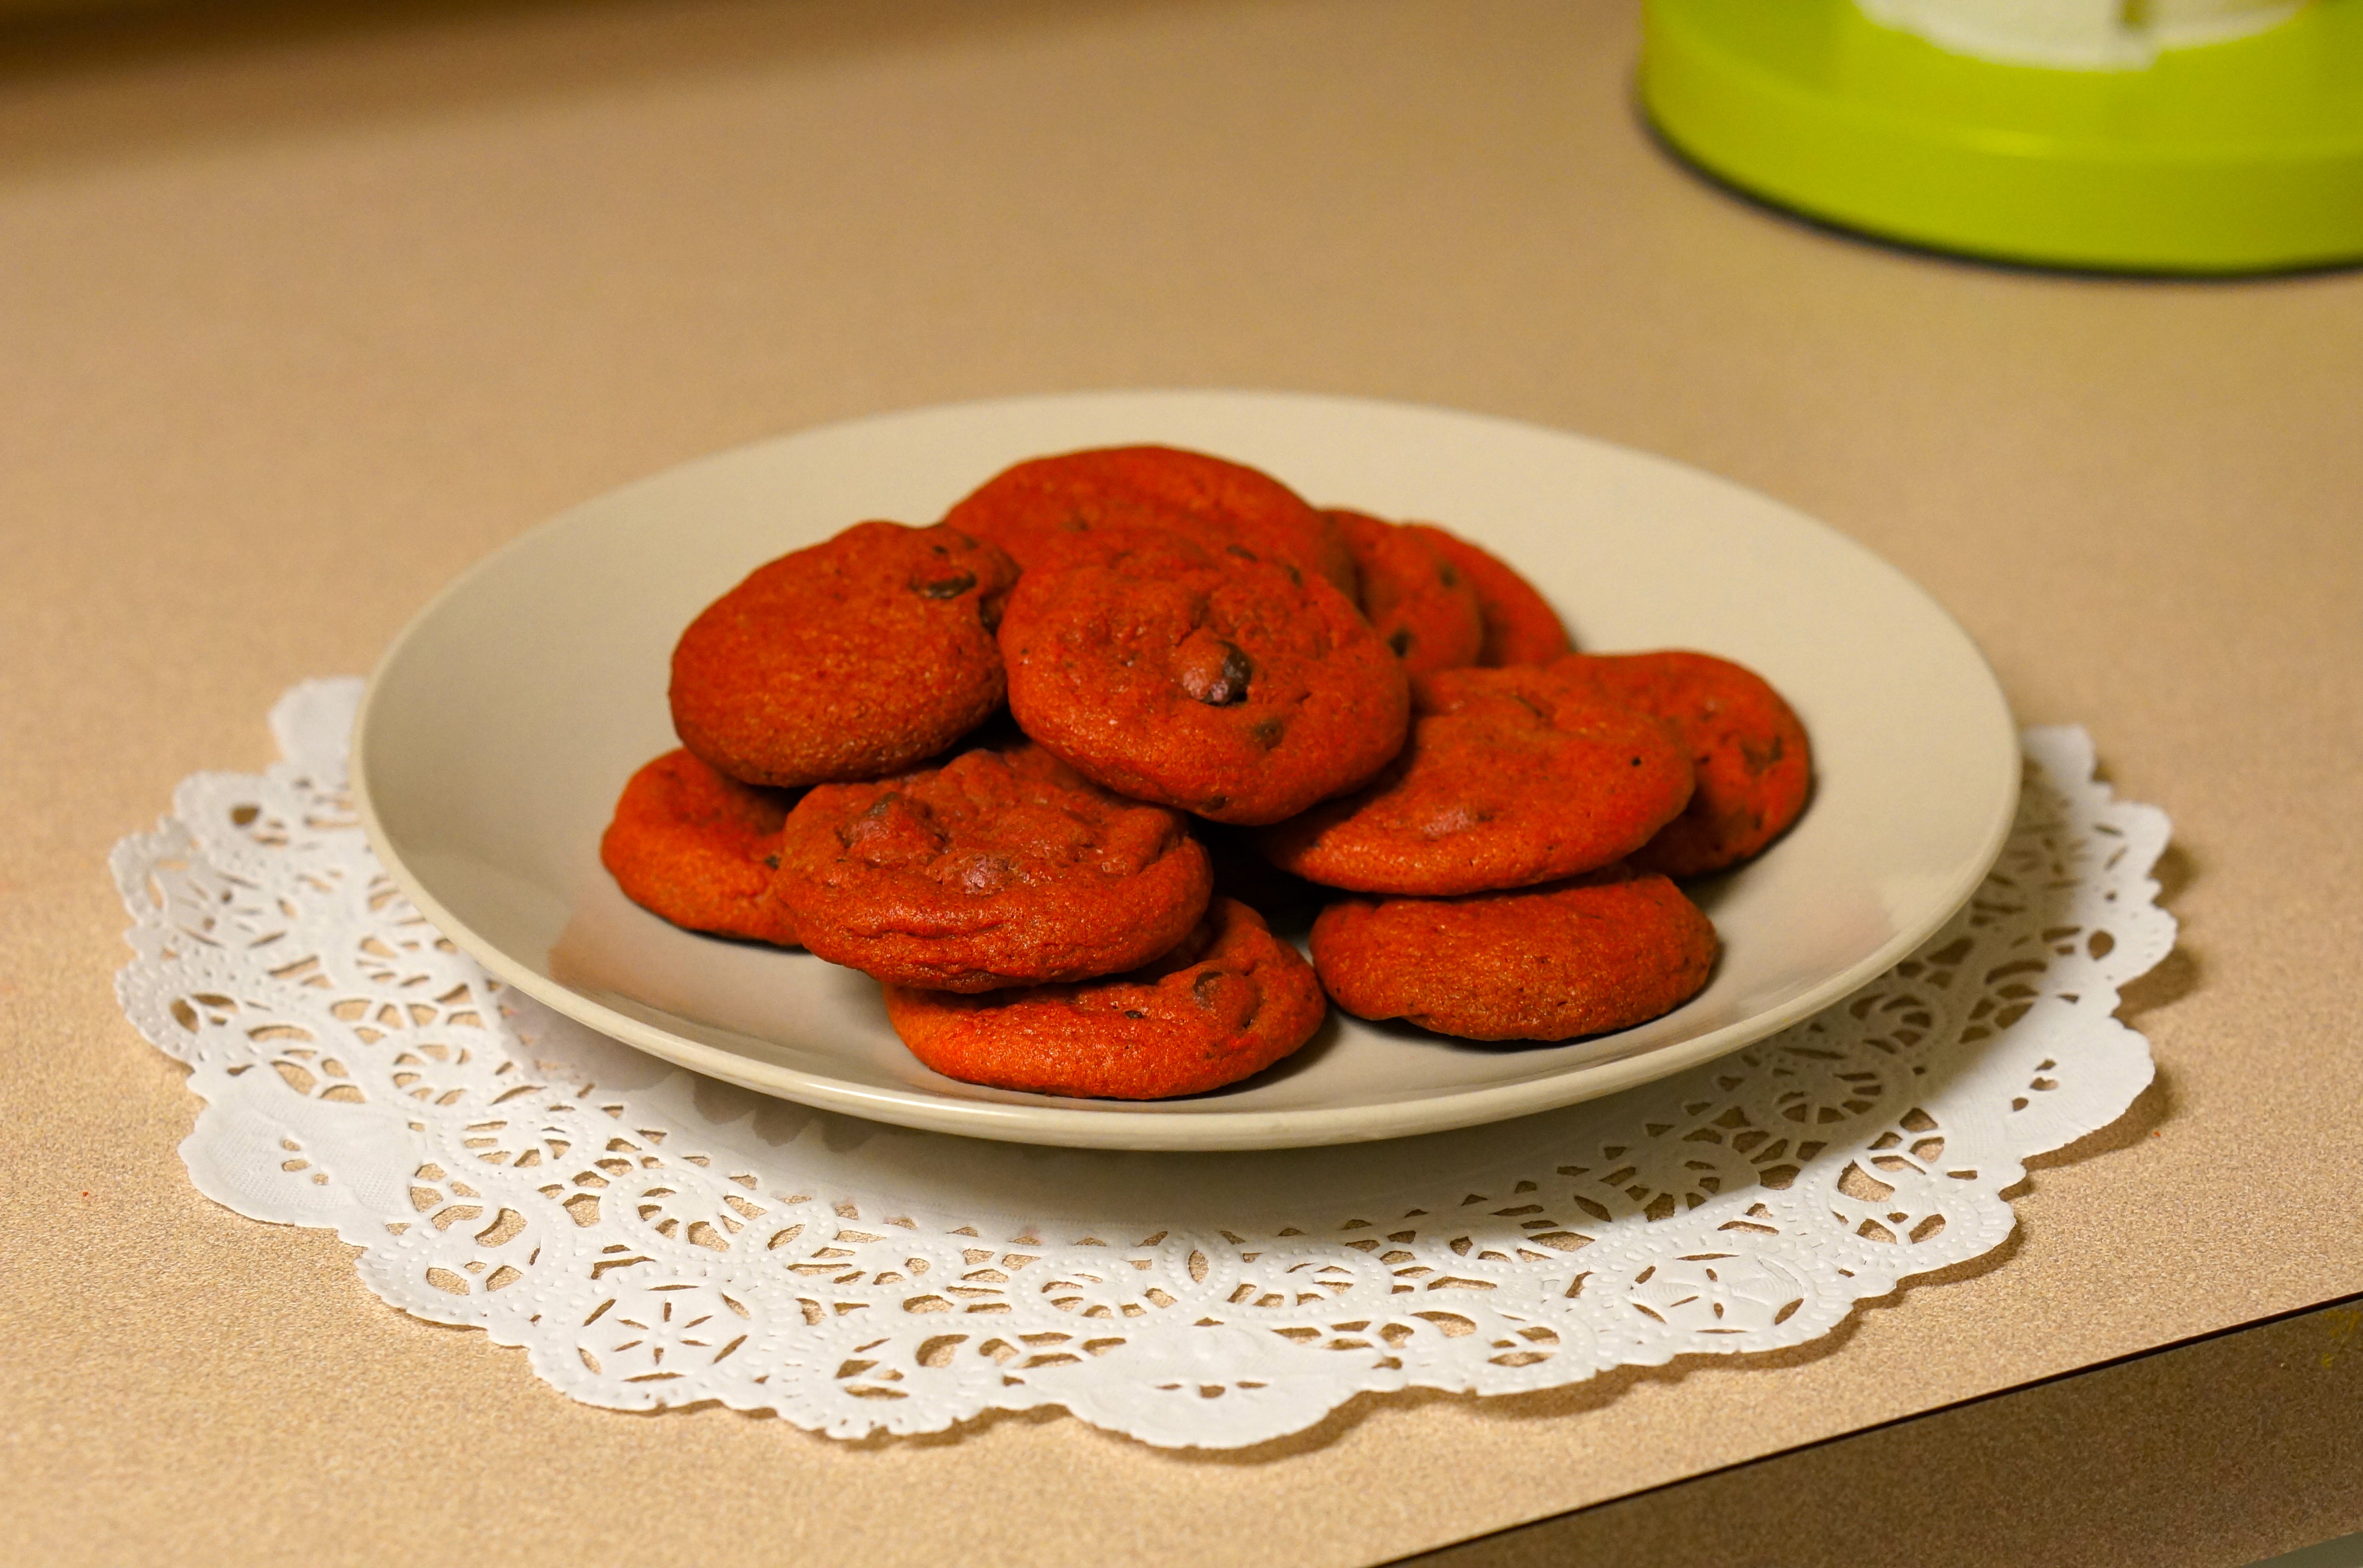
[
  {"left": 670, "top": 520, "right": 1019, "bottom": 789},
  {"left": 1311, "top": 865, "right": 1717, "bottom": 1041},
  {"left": 1551, "top": 652, "right": 1811, "bottom": 877},
  {"left": 944, "top": 445, "right": 1358, "bottom": 597},
  {"left": 1257, "top": 663, "right": 1693, "bottom": 895},
  {"left": 884, "top": 897, "right": 1326, "bottom": 1098},
  {"left": 1403, "top": 524, "right": 1572, "bottom": 667},
  {"left": 599, "top": 749, "right": 801, "bottom": 946},
  {"left": 1326, "top": 509, "right": 1483, "bottom": 677},
  {"left": 773, "top": 742, "right": 1212, "bottom": 992},
  {"left": 999, "top": 542, "right": 1410, "bottom": 824}
]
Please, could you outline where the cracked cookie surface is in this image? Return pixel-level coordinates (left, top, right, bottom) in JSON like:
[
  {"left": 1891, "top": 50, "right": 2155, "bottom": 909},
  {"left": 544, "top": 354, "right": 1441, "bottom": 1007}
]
[
  {"left": 773, "top": 742, "right": 1211, "bottom": 991},
  {"left": 998, "top": 542, "right": 1408, "bottom": 825},
  {"left": 885, "top": 897, "right": 1325, "bottom": 1098},
  {"left": 1258, "top": 663, "right": 1693, "bottom": 895},
  {"left": 1551, "top": 650, "right": 1812, "bottom": 877},
  {"left": 670, "top": 520, "right": 1018, "bottom": 788},
  {"left": 599, "top": 748, "right": 801, "bottom": 946},
  {"left": 1311, "top": 864, "right": 1717, "bottom": 1041},
  {"left": 944, "top": 444, "right": 1356, "bottom": 596},
  {"left": 1403, "top": 522, "right": 1572, "bottom": 667},
  {"left": 1327, "top": 508, "right": 1483, "bottom": 677}
]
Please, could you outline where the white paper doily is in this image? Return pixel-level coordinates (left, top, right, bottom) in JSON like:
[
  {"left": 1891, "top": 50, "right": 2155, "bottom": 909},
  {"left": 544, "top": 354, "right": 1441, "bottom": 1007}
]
[{"left": 113, "top": 680, "right": 2172, "bottom": 1449}]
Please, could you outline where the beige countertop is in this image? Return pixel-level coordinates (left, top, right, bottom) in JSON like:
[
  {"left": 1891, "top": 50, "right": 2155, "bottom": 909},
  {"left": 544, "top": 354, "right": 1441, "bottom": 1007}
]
[{"left": 3, "top": 1, "right": 2359, "bottom": 1562}]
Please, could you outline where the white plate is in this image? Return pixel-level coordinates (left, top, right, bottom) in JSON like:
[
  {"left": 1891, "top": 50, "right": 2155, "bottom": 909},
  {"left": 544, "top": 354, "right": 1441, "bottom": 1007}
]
[{"left": 354, "top": 391, "right": 2018, "bottom": 1152}]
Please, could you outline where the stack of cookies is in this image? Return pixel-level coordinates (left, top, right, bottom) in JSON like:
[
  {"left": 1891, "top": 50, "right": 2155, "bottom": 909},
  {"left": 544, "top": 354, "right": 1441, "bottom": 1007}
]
[{"left": 601, "top": 447, "right": 1810, "bottom": 1100}]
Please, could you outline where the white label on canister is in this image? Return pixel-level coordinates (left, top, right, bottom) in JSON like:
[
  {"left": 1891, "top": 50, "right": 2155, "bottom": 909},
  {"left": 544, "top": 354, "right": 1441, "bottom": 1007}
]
[{"left": 1854, "top": 0, "right": 2307, "bottom": 69}]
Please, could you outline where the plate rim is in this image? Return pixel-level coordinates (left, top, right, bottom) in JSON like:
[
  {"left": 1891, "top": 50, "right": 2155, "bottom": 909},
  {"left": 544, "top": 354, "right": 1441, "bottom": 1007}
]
[{"left": 352, "top": 388, "right": 2021, "bottom": 1152}]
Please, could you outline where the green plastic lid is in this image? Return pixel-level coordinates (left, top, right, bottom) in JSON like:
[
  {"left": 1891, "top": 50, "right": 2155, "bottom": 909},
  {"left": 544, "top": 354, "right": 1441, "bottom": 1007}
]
[{"left": 1640, "top": 0, "right": 2363, "bottom": 273}]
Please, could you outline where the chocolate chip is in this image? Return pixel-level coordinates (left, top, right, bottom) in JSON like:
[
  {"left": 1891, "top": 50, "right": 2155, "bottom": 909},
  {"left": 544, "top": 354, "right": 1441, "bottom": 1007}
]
[
  {"left": 1191, "top": 970, "right": 1226, "bottom": 1007},
  {"left": 1177, "top": 640, "right": 1253, "bottom": 705},
  {"left": 912, "top": 571, "right": 977, "bottom": 599},
  {"left": 838, "top": 792, "right": 902, "bottom": 848},
  {"left": 1387, "top": 627, "right": 1413, "bottom": 656}
]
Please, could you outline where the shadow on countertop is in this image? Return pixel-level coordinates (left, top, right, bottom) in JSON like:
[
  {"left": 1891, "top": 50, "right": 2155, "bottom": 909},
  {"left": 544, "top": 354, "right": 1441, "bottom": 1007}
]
[{"left": 0, "top": 0, "right": 1254, "bottom": 175}]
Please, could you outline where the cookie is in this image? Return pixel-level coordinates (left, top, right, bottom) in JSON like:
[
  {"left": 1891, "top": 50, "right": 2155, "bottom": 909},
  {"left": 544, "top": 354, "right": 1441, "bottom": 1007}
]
[
  {"left": 599, "top": 748, "right": 801, "bottom": 945},
  {"left": 1257, "top": 663, "right": 1693, "bottom": 895},
  {"left": 773, "top": 742, "right": 1212, "bottom": 992},
  {"left": 944, "top": 445, "right": 1358, "bottom": 597},
  {"left": 1326, "top": 508, "right": 1483, "bottom": 677},
  {"left": 1551, "top": 652, "right": 1811, "bottom": 876},
  {"left": 999, "top": 542, "right": 1410, "bottom": 824},
  {"left": 1311, "top": 865, "right": 1717, "bottom": 1041},
  {"left": 883, "top": 897, "right": 1326, "bottom": 1098},
  {"left": 1403, "top": 523, "right": 1572, "bottom": 667},
  {"left": 669, "top": 520, "right": 1019, "bottom": 789}
]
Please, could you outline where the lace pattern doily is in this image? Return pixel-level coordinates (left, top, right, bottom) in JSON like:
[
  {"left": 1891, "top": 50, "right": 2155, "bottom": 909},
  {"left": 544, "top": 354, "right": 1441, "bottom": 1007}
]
[{"left": 112, "top": 681, "right": 2172, "bottom": 1449}]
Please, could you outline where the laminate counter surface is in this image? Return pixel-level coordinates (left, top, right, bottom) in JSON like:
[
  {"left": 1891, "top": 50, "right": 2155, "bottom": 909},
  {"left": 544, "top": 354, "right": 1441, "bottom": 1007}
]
[{"left": 1, "top": 2, "right": 2358, "bottom": 1563}]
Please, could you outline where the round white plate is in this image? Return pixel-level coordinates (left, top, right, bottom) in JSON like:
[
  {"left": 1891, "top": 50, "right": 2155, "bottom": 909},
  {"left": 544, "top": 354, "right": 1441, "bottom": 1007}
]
[{"left": 354, "top": 391, "right": 2018, "bottom": 1152}]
